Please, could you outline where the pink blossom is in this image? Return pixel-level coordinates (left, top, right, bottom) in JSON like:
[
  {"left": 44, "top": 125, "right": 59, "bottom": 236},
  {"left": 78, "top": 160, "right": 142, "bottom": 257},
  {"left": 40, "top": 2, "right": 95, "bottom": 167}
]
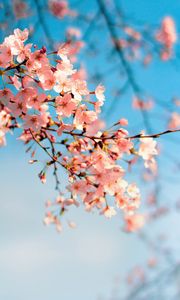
[
  {"left": 0, "top": 130, "right": 6, "bottom": 146},
  {"left": 133, "top": 96, "right": 154, "bottom": 111},
  {"left": 168, "top": 112, "right": 180, "bottom": 129},
  {"left": 13, "top": 0, "right": 30, "bottom": 19},
  {"left": 0, "top": 89, "right": 14, "bottom": 106},
  {"left": 57, "top": 123, "right": 74, "bottom": 136},
  {"left": 100, "top": 206, "right": 117, "bottom": 218},
  {"left": 156, "top": 16, "right": 177, "bottom": 59},
  {"left": 49, "top": 0, "right": 72, "bottom": 18},
  {"left": 95, "top": 84, "right": 105, "bottom": 103},
  {"left": 73, "top": 105, "right": 97, "bottom": 130},
  {"left": 124, "top": 214, "right": 145, "bottom": 232},
  {"left": 138, "top": 137, "right": 158, "bottom": 160},
  {"left": 0, "top": 45, "right": 12, "bottom": 68},
  {"left": 24, "top": 112, "right": 49, "bottom": 131},
  {"left": 117, "top": 118, "right": 128, "bottom": 126},
  {"left": 56, "top": 94, "right": 77, "bottom": 117}
]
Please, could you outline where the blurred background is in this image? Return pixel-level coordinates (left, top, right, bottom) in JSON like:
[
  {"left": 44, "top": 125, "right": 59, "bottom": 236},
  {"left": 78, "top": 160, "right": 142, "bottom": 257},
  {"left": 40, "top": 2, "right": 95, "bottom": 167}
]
[{"left": 1, "top": 1, "right": 180, "bottom": 299}]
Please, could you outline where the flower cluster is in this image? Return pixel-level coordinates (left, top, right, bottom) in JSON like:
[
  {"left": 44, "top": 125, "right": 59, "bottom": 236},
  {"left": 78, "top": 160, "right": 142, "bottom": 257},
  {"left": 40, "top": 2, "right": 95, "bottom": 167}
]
[
  {"left": 115, "top": 16, "right": 177, "bottom": 65},
  {"left": 0, "top": 28, "right": 158, "bottom": 231}
]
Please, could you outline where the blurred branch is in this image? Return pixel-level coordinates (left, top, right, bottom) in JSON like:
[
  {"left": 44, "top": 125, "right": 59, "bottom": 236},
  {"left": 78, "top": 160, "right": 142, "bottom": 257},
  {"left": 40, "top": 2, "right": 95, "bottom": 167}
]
[
  {"left": 97, "top": 0, "right": 152, "bottom": 132},
  {"left": 34, "top": 0, "right": 55, "bottom": 50}
]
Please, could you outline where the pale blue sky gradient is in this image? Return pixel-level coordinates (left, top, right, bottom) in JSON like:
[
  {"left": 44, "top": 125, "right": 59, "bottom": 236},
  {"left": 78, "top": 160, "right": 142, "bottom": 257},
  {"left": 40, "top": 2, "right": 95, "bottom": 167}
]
[{"left": 1, "top": 1, "right": 180, "bottom": 299}]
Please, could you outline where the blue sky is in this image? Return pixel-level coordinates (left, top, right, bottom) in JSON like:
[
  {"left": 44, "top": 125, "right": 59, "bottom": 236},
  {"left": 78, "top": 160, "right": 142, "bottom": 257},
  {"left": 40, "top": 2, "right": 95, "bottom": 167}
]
[{"left": 1, "top": 1, "right": 180, "bottom": 299}]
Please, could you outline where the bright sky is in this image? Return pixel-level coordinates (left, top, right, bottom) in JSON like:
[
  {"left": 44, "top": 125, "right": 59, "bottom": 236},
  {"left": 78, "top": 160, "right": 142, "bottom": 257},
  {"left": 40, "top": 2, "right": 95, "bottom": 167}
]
[{"left": 1, "top": 1, "right": 180, "bottom": 299}]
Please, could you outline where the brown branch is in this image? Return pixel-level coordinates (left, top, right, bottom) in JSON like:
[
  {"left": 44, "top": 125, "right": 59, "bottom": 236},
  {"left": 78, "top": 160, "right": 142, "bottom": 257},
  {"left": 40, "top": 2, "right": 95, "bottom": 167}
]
[{"left": 128, "top": 129, "right": 180, "bottom": 140}]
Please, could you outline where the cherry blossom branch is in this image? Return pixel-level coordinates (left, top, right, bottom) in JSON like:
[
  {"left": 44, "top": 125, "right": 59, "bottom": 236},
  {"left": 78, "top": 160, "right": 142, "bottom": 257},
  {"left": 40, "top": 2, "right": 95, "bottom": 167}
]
[
  {"left": 128, "top": 128, "right": 180, "bottom": 140},
  {"left": 0, "top": 28, "right": 177, "bottom": 232},
  {"left": 126, "top": 266, "right": 180, "bottom": 300},
  {"left": 29, "top": 129, "right": 56, "bottom": 162}
]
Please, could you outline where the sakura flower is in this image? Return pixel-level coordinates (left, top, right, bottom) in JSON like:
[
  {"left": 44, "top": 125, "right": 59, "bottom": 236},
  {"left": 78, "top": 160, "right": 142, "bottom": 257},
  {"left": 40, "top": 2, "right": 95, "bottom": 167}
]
[
  {"left": 67, "top": 27, "right": 81, "bottom": 39},
  {"left": 67, "top": 221, "right": 77, "bottom": 229},
  {"left": 127, "top": 183, "right": 140, "bottom": 198},
  {"left": 9, "top": 98, "right": 27, "bottom": 117},
  {"left": 85, "top": 119, "right": 105, "bottom": 135},
  {"left": 138, "top": 137, "right": 158, "bottom": 160},
  {"left": 14, "top": 28, "right": 29, "bottom": 42},
  {"left": 9, "top": 75, "right": 21, "bottom": 90},
  {"left": 39, "top": 172, "right": 46, "bottom": 184},
  {"left": 133, "top": 96, "right": 154, "bottom": 111},
  {"left": 72, "top": 67, "right": 87, "bottom": 81},
  {"left": 49, "top": 0, "right": 71, "bottom": 18},
  {"left": 3, "top": 28, "right": 31, "bottom": 62},
  {"left": 18, "top": 130, "right": 32, "bottom": 143},
  {"left": 28, "top": 93, "right": 47, "bottom": 110},
  {"left": 57, "top": 43, "right": 71, "bottom": 59},
  {"left": 117, "top": 118, "right": 128, "bottom": 126},
  {"left": 156, "top": 16, "right": 177, "bottom": 59},
  {"left": 95, "top": 84, "right": 105, "bottom": 103},
  {"left": 57, "top": 123, "right": 74, "bottom": 136},
  {"left": 124, "top": 26, "right": 141, "bottom": 41},
  {"left": 44, "top": 212, "right": 62, "bottom": 233},
  {"left": 104, "top": 177, "right": 126, "bottom": 196},
  {"left": 44, "top": 211, "right": 54, "bottom": 225},
  {"left": 0, "top": 130, "right": 6, "bottom": 146},
  {"left": 144, "top": 157, "right": 157, "bottom": 175},
  {"left": 63, "top": 198, "right": 80, "bottom": 207},
  {"left": 168, "top": 112, "right": 180, "bottom": 129},
  {"left": 27, "top": 50, "right": 49, "bottom": 72},
  {"left": 0, "top": 45, "right": 12, "bottom": 68},
  {"left": 0, "top": 89, "right": 14, "bottom": 106},
  {"left": 100, "top": 206, "right": 117, "bottom": 218},
  {"left": 73, "top": 105, "right": 97, "bottom": 130},
  {"left": 68, "top": 180, "right": 89, "bottom": 197},
  {"left": 38, "top": 68, "right": 55, "bottom": 90},
  {"left": 124, "top": 214, "right": 145, "bottom": 232},
  {"left": 55, "top": 94, "right": 77, "bottom": 117},
  {"left": 24, "top": 112, "right": 49, "bottom": 131},
  {"left": 157, "top": 16, "right": 177, "bottom": 48},
  {"left": 54, "top": 74, "right": 72, "bottom": 93},
  {"left": 72, "top": 79, "right": 89, "bottom": 100},
  {"left": 55, "top": 57, "right": 75, "bottom": 77},
  {"left": 116, "top": 137, "right": 133, "bottom": 154},
  {"left": 13, "top": 0, "right": 30, "bottom": 20},
  {"left": 16, "top": 43, "right": 32, "bottom": 63},
  {"left": 115, "top": 194, "right": 128, "bottom": 209}
]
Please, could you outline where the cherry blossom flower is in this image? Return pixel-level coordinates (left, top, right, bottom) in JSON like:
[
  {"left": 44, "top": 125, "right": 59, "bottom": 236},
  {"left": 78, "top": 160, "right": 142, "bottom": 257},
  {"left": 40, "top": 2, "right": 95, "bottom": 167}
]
[
  {"left": 168, "top": 112, "right": 180, "bottom": 129},
  {"left": 100, "top": 206, "right": 117, "bottom": 218},
  {"left": 133, "top": 96, "right": 154, "bottom": 111},
  {"left": 49, "top": 0, "right": 74, "bottom": 19},
  {"left": 124, "top": 214, "right": 145, "bottom": 232},
  {"left": 95, "top": 84, "right": 105, "bottom": 103},
  {"left": 156, "top": 16, "right": 177, "bottom": 59},
  {"left": 55, "top": 94, "right": 77, "bottom": 117},
  {"left": 0, "top": 130, "right": 6, "bottom": 146},
  {"left": 138, "top": 137, "right": 158, "bottom": 161}
]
